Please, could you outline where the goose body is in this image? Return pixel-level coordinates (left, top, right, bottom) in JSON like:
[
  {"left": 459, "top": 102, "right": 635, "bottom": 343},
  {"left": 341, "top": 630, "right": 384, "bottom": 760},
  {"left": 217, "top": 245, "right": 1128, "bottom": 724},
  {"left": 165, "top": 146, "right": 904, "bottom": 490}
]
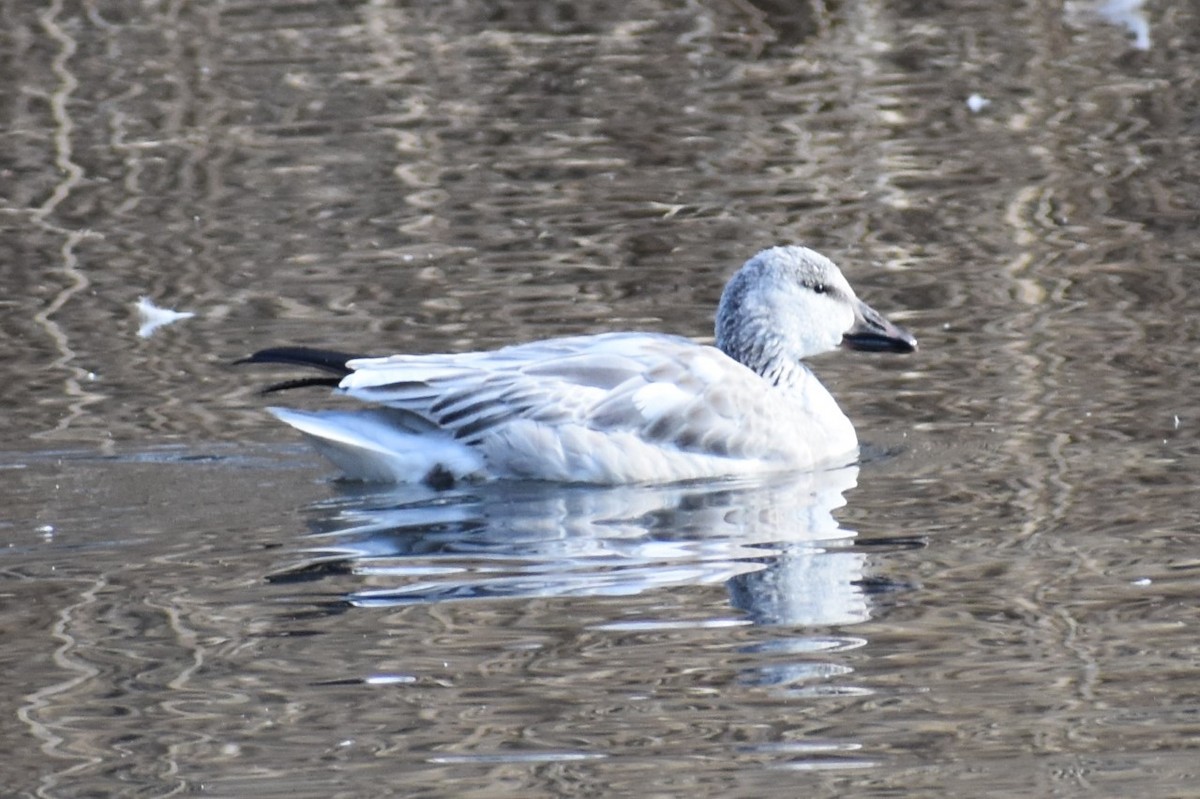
[{"left": 246, "top": 246, "right": 916, "bottom": 485}]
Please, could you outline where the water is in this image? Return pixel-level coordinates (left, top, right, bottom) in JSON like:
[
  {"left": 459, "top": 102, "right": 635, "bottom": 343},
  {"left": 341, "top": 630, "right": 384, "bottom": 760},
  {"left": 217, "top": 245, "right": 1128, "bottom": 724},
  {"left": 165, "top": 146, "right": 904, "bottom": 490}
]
[{"left": 3, "top": 1, "right": 1199, "bottom": 796}]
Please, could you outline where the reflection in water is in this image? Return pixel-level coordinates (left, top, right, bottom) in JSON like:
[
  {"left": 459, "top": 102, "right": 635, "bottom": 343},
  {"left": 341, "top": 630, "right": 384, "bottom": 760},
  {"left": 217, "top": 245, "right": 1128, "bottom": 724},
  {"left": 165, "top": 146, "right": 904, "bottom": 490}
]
[
  {"left": 1067, "top": 0, "right": 1150, "bottom": 50},
  {"left": 275, "top": 465, "right": 869, "bottom": 627},
  {"left": 1099, "top": 0, "right": 1150, "bottom": 50}
]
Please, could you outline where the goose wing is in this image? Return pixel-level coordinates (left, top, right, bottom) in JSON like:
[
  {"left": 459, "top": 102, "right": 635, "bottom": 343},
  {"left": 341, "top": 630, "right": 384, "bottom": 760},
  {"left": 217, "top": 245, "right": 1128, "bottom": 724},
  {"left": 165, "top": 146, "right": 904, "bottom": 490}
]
[{"left": 339, "top": 332, "right": 791, "bottom": 459}]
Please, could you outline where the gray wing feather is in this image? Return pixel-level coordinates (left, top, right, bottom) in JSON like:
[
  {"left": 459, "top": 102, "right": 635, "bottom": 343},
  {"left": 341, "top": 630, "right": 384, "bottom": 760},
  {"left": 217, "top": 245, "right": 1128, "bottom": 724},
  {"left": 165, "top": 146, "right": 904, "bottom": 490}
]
[{"left": 338, "top": 332, "right": 785, "bottom": 458}]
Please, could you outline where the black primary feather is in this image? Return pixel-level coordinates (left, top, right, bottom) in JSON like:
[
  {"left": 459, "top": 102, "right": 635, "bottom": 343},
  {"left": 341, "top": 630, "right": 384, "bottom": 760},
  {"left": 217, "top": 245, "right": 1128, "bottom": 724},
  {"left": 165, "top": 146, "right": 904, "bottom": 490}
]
[
  {"left": 258, "top": 376, "right": 344, "bottom": 395},
  {"left": 237, "top": 346, "right": 372, "bottom": 394},
  {"left": 236, "top": 346, "right": 368, "bottom": 375}
]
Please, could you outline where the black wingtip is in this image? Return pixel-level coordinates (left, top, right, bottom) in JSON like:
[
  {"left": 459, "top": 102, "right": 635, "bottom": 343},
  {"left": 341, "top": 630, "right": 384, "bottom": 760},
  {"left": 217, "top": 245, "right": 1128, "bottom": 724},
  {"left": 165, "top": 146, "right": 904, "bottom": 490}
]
[
  {"left": 237, "top": 346, "right": 376, "bottom": 395},
  {"left": 235, "top": 346, "right": 367, "bottom": 376},
  {"left": 259, "top": 376, "right": 345, "bottom": 395}
]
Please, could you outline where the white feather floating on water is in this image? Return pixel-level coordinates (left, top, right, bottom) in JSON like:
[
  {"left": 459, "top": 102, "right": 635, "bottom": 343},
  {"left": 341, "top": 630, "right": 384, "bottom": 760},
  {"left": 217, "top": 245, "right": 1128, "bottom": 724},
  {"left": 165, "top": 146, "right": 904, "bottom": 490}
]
[
  {"left": 966, "top": 94, "right": 991, "bottom": 113},
  {"left": 136, "top": 297, "right": 196, "bottom": 338}
]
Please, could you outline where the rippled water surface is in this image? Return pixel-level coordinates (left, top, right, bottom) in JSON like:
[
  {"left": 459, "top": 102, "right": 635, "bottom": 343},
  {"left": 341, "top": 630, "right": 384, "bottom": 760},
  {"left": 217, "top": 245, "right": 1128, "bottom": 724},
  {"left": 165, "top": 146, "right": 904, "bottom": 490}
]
[{"left": 4, "top": 1, "right": 1200, "bottom": 796}]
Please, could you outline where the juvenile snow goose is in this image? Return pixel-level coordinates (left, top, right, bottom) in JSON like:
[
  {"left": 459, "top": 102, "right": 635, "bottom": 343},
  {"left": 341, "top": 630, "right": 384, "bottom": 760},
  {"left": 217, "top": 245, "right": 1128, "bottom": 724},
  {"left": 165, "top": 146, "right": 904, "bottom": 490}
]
[{"left": 242, "top": 245, "right": 916, "bottom": 485}]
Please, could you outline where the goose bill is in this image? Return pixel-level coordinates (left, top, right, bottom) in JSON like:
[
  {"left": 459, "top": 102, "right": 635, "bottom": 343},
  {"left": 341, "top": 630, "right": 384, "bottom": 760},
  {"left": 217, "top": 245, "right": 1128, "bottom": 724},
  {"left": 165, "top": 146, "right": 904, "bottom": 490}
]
[{"left": 840, "top": 301, "right": 917, "bottom": 353}]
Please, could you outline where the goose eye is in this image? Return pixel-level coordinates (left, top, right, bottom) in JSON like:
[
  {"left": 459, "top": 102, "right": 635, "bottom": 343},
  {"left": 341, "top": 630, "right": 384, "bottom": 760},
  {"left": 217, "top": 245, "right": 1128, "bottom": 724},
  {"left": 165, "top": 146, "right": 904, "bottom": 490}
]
[{"left": 811, "top": 283, "right": 829, "bottom": 295}]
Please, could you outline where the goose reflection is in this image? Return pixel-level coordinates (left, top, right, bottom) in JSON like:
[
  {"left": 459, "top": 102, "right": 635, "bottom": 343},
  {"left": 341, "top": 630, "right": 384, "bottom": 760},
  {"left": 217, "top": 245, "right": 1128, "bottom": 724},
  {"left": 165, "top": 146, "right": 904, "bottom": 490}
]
[
  {"left": 1066, "top": 0, "right": 1149, "bottom": 50},
  {"left": 274, "top": 463, "right": 876, "bottom": 627}
]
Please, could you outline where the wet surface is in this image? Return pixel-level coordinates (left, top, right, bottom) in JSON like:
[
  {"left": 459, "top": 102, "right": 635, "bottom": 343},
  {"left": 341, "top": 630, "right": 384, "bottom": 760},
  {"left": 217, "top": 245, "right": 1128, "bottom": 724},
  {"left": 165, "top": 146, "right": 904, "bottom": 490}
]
[{"left": 3, "top": 1, "right": 1200, "bottom": 796}]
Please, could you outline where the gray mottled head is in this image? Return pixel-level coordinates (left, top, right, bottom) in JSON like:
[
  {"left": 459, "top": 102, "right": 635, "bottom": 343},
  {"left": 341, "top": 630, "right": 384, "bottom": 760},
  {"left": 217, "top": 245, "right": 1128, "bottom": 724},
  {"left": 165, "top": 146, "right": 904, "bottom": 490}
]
[{"left": 715, "top": 246, "right": 915, "bottom": 380}]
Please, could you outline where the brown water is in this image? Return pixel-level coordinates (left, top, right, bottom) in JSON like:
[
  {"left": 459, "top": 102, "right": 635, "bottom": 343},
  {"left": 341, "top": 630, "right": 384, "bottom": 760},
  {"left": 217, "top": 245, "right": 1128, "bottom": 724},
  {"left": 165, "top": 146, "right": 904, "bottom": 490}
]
[{"left": 3, "top": 1, "right": 1199, "bottom": 796}]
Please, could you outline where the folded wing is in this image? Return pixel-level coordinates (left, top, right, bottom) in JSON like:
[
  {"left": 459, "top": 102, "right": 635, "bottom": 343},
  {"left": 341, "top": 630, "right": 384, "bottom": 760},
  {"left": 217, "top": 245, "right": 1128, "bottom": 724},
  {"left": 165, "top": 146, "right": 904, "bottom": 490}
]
[{"left": 338, "top": 332, "right": 794, "bottom": 462}]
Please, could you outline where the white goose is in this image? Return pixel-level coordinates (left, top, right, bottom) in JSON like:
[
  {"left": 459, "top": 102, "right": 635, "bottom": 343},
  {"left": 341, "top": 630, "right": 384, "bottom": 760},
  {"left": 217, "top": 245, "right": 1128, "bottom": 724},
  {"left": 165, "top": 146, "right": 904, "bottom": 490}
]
[{"left": 243, "top": 246, "right": 916, "bottom": 486}]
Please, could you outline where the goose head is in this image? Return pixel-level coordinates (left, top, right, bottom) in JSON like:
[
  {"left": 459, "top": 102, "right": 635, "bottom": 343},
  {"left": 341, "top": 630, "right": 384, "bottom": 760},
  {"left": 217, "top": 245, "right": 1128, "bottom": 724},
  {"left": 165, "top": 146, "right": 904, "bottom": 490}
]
[{"left": 715, "top": 246, "right": 916, "bottom": 379}]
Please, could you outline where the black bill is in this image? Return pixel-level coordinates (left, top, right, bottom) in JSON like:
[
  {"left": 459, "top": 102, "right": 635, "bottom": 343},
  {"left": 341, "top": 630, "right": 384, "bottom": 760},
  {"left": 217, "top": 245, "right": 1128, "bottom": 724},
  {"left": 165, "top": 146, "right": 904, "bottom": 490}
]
[{"left": 841, "top": 300, "right": 917, "bottom": 354}]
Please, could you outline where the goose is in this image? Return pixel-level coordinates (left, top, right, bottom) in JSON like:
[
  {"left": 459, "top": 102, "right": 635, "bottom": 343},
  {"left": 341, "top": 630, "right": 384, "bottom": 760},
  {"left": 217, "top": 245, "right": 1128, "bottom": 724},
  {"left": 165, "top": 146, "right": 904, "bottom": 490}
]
[{"left": 242, "top": 245, "right": 916, "bottom": 486}]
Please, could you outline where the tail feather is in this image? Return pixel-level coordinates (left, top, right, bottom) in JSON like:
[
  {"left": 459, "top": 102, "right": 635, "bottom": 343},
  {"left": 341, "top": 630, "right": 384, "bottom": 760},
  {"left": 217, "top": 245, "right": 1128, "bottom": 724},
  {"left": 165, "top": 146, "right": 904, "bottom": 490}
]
[{"left": 268, "top": 407, "right": 484, "bottom": 484}]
